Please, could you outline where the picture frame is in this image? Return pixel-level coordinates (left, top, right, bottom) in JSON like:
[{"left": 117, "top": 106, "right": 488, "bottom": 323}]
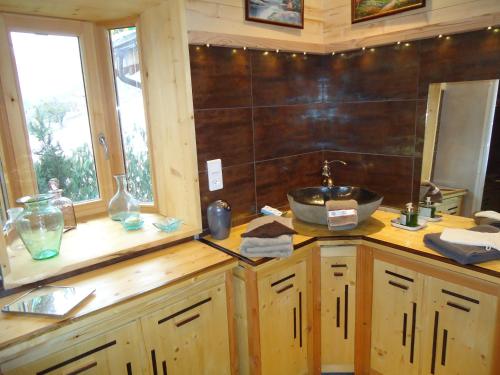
[
  {"left": 245, "top": 0, "right": 304, "bottom": 29},
  {"left": 352, "top": 0, "right": 426, "bottom": 24}
]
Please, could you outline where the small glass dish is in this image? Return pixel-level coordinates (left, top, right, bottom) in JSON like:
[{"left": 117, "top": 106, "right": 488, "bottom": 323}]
[
  {"left": 153, "top": 217, "right": 183, "bottom": 233},
  {"left": 121, "top": 214, "right": 144, "bottom": 231}
]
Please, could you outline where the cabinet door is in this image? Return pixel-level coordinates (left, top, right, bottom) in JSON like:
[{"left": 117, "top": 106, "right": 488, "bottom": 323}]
[
  {"left": 371, "top": 259, "right": 422, "bottom": 375},
  {"left": 421, "top": 277, "right": 498, "bottom": 375},
  {"left": 320, "top": 251, "right": 356, "bottom": 373},
  {"left": 141, "top": 282, "right": 231, "bottom": 375},
  {"left": 6, "top": 320, "right": 145, "bottom": 375},
  {"left": 258, "top": 260, "right": 308, "bottom": 375}
]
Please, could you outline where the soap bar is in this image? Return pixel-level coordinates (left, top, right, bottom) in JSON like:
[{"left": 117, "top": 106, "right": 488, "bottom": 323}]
[{"left": 261, "top": 205, "right": 283, "bottom": 216}]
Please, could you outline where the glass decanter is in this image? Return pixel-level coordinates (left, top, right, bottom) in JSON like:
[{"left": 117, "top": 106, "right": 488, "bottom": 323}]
[
  {"left": 15, "top": 194, "right": 64, "bottom": 260},
  {"left": 3, "top": 207, "right": 24, "bottom": 251},
  {"left": 108, "top": 174, "right": 140, "bottom": 221},
  {"left": 48, "top": 178, "right": 77, "bottom": 231}
]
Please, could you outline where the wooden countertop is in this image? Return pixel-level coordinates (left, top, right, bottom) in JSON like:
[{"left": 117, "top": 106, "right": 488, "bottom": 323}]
[
  {"left": 0, "top": 240, "right": 236, "bottom": 352},
  {"left": 2, "top": 213, "right": 201, "bottom": 289},
  {"left": 202, "top": 210, "right": 500, "bottom": 278}
]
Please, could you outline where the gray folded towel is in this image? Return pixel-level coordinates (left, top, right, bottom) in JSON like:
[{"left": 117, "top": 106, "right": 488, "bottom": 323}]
[
  {"left": 325, "top": 199, "right": 358, "bottom": 231},
  {"left": 423, "top": 225, "right": 500, "bottom": 265},
  {"left": 240, "top": 216, "right": 294, "bottom": 258}
]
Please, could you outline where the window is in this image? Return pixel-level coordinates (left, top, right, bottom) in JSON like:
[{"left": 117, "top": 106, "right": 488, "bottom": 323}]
[
  {"left": 10, "top": 32, "right": 100, "bottom": 203},
  {"left": 0, "top": 15, "right": 155, "bottom": 217},
  {"left": 109, "top": 27, "right": 153, "bottom": 203}
]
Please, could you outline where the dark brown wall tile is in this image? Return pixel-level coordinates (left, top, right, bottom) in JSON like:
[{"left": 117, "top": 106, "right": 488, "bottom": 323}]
[
  {"left": 324, "top": 151, "right": 413, "bottom": 207},
  {"left": 324, "top": 43, "right": 420, "bottom": 102},
  {"left": 255, "top": 152, "right": 324, "bottom": 208},
  {"left": 414, "top": 99, "right": 427, "bottom": 159},
  {"left": 251, "top": 52, "right": 326, "bottom": 106},
  {"left": 199, "top": 163, "right": 256, "bottom": 228},
  {"left": 323, "top": 101, "right": 417, "bottom": 156},
  {"left": 195, "top": 108, "right": 253, "bottom": 171},
  {"left": 418, "top": 30, "right": 500, "bottom": 98},
  {"left": 254, "top": 104, "right": 326, "bottom": 161},
  {"left": 189, "top": 46, "right": 251, "bottom": 109}
]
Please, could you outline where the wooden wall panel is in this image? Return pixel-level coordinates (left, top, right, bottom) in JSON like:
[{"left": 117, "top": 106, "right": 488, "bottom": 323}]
[{"left": 323, "top": 0, "right": 500, "bottom": 51}]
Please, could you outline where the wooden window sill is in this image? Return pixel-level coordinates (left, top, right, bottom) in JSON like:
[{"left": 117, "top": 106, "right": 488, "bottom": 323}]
[{"left": 2, "top": 213, "right": 200, "bottom": 289}]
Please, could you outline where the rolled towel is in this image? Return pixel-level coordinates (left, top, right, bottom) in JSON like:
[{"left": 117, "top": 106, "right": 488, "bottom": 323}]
[
  {"left": 424, "top": 225, "right": 500, "bottom": 265},
  {"left": 325, "top": 199, "right": 358, "bottom": 231},
  {"left": 440, "top": 227, "right": 500, "bottom": 251}
]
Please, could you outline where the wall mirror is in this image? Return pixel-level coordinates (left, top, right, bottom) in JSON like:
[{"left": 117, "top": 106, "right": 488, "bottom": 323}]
[{"left": 421, "top": 79, "right": 499, "bottom": 217}]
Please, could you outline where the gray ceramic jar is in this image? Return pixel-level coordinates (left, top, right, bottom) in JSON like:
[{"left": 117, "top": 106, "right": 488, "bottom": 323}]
[{"left": 207, "top": 200, "right": 231, "bottom": 240}]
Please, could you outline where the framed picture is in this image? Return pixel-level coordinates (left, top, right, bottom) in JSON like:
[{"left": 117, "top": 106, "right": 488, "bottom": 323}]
[
  {"left": 352, "top": 0, "right": 426, "bottom": 24},
  {"left": 245, "top": 0, "right": 304, "bottom": 29}
]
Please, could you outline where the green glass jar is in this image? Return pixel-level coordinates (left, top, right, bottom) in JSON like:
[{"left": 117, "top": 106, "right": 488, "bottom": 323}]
[{"left": 15, "top": 194, "right": 64, "bottom": 260}]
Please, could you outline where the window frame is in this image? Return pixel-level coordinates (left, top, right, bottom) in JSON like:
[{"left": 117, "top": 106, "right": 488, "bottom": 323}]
[{"left": 0, "top": 13, "right": 157, "bottom": 217}]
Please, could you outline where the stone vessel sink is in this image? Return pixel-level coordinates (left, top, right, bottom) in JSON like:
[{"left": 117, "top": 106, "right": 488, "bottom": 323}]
[{"left": 287, "top": 186, "right": 383, "bottom": 226}]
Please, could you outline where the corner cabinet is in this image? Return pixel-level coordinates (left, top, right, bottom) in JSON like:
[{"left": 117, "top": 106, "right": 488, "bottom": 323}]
[
  {"left": 320, "top": 245, "right": 356, "bottom": 373},
  {"left": 370, "top": 253, "right": 499, "bottom": 375}
]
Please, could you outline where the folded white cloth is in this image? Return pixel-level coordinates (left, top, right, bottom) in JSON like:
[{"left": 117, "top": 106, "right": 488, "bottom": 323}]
[
  {"left": 440, "top": 228, "right": 500, "bottom": 251},
  {"left": 475, "top": 211, "right": 500, "bottom": 221}
]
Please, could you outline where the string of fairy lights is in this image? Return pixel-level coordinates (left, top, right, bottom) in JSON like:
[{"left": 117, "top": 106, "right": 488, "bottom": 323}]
[{"left": 194, "top": 25, "right": 499, "bottom": 57}]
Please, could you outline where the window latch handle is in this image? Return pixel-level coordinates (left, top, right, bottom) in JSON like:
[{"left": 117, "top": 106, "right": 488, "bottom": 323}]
[{"left": 98, "top": 133, "right": 110, "bottom": 160}]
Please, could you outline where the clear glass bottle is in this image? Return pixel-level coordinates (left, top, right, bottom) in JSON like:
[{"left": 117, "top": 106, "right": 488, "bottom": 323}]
[
  {"left": 48, "top": 178, "right": 77, "bottom": 231},
  {"left": 3, "top": 207, "right": 24, "bottom": 251},
  {"left": 15, "top": 194, "right": 64, "bottom": 260},
  {"left": 108, "top": 174, "right": 140, "bottom": 221}
]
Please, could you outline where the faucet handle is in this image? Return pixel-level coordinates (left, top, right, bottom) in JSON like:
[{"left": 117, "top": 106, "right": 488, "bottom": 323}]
[{"left": 325, "top": 159, "right": 347, "bottom": 166}]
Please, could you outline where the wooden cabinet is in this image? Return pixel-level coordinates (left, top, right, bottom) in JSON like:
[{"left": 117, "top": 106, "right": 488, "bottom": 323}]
[
  {"left": 2, "top": 272, "right": 234, "bottom": 375},
  {"left": 233, "top": 243, "right": 319, "bottom": 375},
  {"left": 258, "top": 259, "right": 308, "bottom": 375},
  {"left": 371, "top": 259, "right": 422, "bottom": 375},
  {"left": 370, "top": 254, "right": 498, "bottom": 375},
  {"left": 141, "top": 281, "right": 232, "bottom": 375},
  {"left": 420, "top": 277, "right": 497, "bottom": 375},
  {"left": 320, "top": 245, "right": 356, "bottom": 373},
  {"left": 6, "top": 320, "right": 146, "bottom": 375}
]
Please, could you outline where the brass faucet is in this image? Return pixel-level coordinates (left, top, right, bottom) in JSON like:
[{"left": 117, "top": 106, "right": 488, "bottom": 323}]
[{"left": 322, "top": 160, "right": 347, "bottom": 188}]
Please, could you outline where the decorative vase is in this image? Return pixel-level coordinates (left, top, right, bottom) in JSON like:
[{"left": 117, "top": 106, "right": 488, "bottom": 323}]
[
  {"left": 3, "top": 207, "right": 24, "bottom": 251},
  {"left": 15, "top": 194, "right": 64, "bottom": 260},
  {"left": 207, "top": 200, "right": 232, "bottom": 240},
  {"left": 108, "top": 174, "right": 140, "bottom": 221},
  {"left": 48, "top": 178, "right": 77, "bottom": 231}
]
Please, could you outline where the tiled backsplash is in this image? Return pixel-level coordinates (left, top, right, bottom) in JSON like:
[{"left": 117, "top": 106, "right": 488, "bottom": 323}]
[{"left": 189, "top": 28, "right": 500, "bottom": 228}]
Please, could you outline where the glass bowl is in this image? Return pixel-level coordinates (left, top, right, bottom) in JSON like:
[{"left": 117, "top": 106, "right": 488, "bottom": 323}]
[{"left": 153, "top": 217, "right": 182, "bottom": 233}]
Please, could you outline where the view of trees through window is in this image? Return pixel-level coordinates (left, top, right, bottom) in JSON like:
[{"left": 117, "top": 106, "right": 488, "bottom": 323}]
[
  {"left": 110, "top": 27, "right": 153, "bottom": 203},
  {"left": 9, "top": 27, "right": 154, "bottom": 206},
  {"left": 11, "top": 32, "right": 100, "bottom": 202}
]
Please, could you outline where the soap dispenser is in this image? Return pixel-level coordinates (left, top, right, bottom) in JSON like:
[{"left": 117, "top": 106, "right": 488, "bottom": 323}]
[
  {"left": 400, "top": 203, "right": 418, "bottom": 227},
  {"left": 419, "top": 197, "right": 436, "bottom": 218}
]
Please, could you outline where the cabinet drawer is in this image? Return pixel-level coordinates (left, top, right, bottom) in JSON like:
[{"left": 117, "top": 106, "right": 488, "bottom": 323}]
[
  {"left": 6, "top": 321, "right": 144, "bottom": 375},
  {"left": 437, "top": 197, "right": 461, "bottom": 215}
]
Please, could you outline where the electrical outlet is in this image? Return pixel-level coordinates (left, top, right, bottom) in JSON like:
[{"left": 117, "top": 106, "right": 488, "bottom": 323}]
[{"left": 207, "top": 159, "right": 223, "bottom": 191}]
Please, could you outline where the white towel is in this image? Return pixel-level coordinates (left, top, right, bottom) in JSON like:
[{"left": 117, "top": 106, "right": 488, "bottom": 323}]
[
  {"left": 440, "top": 228, "right": 500, "bottom": 251},
  {"left": 475, "top": 211, "right": 500, "bottom": 221}
]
